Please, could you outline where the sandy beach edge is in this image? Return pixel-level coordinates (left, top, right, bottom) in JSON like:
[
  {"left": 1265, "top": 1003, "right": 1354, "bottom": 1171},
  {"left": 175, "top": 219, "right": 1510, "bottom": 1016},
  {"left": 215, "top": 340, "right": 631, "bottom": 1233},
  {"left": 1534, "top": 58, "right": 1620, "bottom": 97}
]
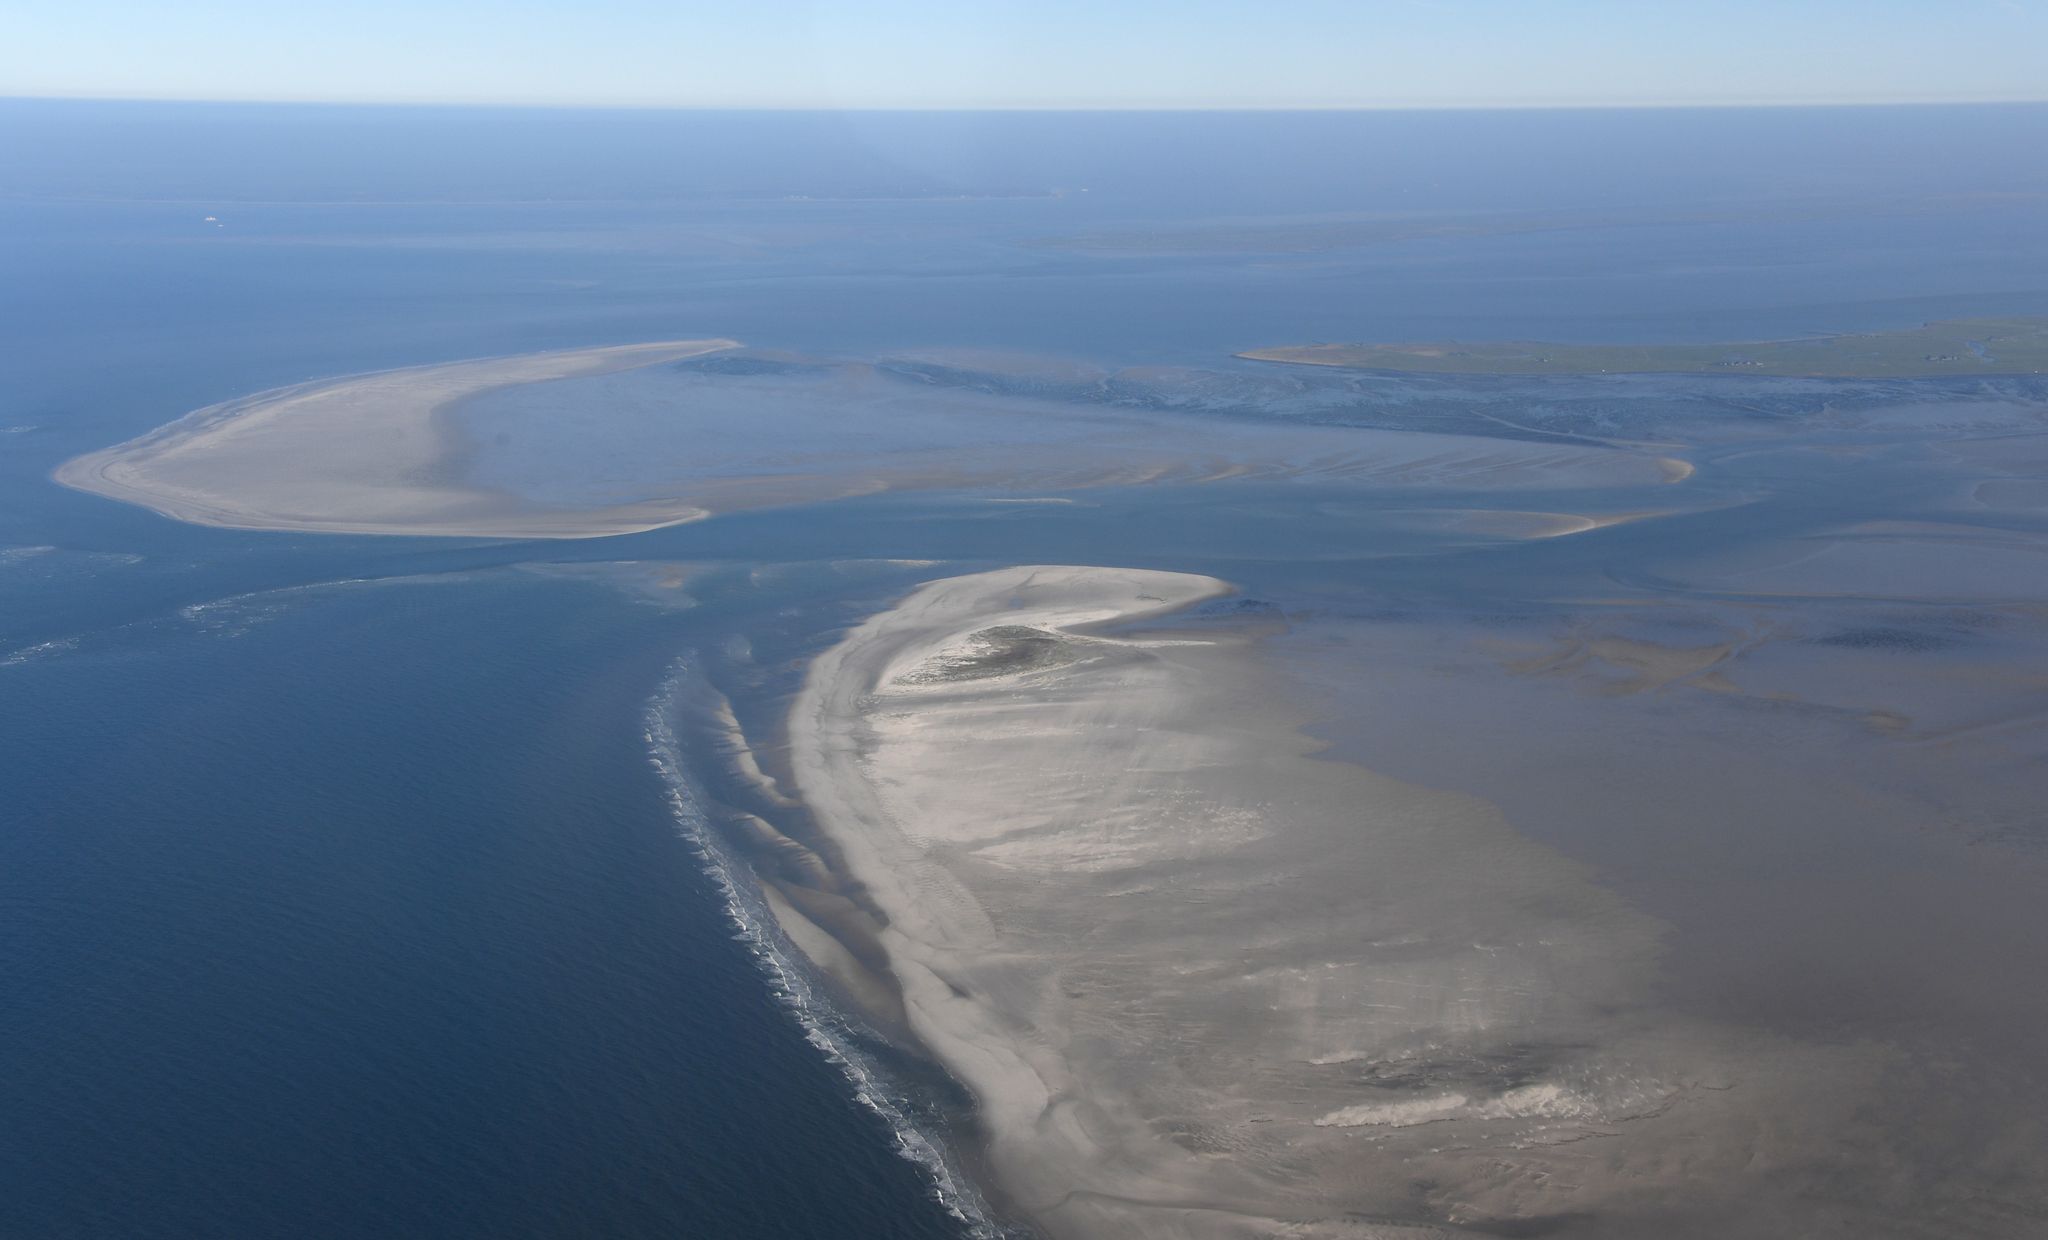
[
  {"left": 780, "top": 565, "right": 1245, "bottom": 1236},
  {"left": 51, "top": 338, "right": 740, "bottom": 539}
]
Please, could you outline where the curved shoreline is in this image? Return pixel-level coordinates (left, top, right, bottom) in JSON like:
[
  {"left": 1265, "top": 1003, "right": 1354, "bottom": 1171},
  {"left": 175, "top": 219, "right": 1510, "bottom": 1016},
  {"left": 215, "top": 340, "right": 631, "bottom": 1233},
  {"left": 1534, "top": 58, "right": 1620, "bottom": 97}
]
[
  {"left": 53, "top": 339, "right": 739, "bottom": 539},
  {"left": 785, "top": 567, "right": 1242, "bottom": 1238},
  {"left": 642, "top": 659, "right": 1005, "bottom": 1237}
]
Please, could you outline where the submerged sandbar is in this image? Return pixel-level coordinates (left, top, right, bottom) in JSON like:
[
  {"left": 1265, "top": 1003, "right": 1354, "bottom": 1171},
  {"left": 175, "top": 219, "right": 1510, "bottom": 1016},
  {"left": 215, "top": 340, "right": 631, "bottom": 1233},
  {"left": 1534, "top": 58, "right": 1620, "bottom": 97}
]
[{"left": 1242, "top": 316, "right": 2048, "bottom": 377}]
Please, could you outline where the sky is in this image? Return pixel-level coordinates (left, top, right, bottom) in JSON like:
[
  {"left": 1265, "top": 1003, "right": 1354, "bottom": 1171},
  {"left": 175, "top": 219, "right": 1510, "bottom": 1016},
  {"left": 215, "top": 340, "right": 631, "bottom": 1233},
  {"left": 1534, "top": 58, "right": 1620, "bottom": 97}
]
[{"left": 4, "top": 0, "right": 2046, "bottom": 110}]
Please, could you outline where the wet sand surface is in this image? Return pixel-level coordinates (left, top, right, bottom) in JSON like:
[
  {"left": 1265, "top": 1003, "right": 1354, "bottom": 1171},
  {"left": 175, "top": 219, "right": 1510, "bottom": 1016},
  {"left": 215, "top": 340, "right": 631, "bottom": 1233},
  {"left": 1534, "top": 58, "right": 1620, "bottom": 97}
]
[
  {"left": 652, "top": 361, "right": 2048, "bottom": 1238},
  {"left": 50, "top": 332, "right": 2048, "bottom": 1236},
  {"left": 760, "top": 564, "right": 2039, "bottom": 1239}
]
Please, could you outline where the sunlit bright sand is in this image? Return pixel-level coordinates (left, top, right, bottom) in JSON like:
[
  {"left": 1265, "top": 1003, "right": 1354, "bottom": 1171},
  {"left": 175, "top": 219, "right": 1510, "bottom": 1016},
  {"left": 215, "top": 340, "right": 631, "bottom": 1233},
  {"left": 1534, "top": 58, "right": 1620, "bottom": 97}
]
[
  {"left": 53, "top": 340, "right": 739, "bottom": 538},
  {"left": 770, "top": 565, "right": 1899, "bottom": 1239}
]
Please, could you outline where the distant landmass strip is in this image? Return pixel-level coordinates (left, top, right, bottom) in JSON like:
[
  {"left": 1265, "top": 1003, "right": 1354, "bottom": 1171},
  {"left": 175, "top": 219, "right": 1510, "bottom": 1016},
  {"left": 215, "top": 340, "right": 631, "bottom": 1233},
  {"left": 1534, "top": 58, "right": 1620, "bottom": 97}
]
[{"left": 1240, "top": 316, "right": 2048, "bottom": 377}]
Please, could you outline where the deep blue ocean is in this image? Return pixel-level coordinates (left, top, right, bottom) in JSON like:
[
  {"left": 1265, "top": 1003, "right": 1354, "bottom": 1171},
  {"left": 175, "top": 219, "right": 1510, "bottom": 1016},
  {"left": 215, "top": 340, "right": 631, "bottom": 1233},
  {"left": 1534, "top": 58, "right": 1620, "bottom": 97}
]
[{"left": 4, "top": 101, "right": 2048, "bottom": 1239}]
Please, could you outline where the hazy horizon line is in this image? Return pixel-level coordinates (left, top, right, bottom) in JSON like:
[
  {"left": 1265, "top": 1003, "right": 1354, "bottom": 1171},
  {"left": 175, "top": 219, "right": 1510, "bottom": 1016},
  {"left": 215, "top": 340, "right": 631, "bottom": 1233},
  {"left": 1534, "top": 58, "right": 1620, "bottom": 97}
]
[{"left": 9, "top": 91, "right": 2048, "bottom": 114}]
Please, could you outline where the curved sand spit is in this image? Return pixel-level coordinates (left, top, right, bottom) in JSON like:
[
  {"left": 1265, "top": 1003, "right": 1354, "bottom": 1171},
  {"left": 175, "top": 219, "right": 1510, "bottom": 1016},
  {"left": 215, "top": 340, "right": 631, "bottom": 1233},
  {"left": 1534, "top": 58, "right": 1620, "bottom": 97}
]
[{"left": 53, "top": 340, "right": 740, "bottom": 538}]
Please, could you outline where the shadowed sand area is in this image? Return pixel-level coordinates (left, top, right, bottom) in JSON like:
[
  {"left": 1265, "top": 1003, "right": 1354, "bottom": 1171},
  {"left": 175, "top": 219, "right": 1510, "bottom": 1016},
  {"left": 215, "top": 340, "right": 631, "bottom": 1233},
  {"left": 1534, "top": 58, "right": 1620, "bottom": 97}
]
[
  {"left": 782, "top": 565, "right": 1920, "bottom": 1240},
  {"left": 53, "top": 340, "right": 741, "bottom": 538}
]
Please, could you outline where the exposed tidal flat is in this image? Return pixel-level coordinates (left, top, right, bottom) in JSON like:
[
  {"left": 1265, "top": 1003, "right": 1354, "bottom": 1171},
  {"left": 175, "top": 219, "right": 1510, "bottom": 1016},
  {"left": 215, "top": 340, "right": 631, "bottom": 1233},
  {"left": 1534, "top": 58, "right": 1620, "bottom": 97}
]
[
  {"left": 587, "top": 355, "right": 2048, "bottom": 1237},
  {"left": 38, "top": 330, "right": 2048, "bottom": 1235},
  {"left": 779, "top": 565, "right": 1728, "bottom": 1237},
  {"left": 54, "top": 343, "right": 1692, "bottom": 541},
  {"left": 13, "top": 101, "right": 2048, "bottom": 1240},
  {"left": 661, "top": 560, "right": 2043, "bottom": 1239}
]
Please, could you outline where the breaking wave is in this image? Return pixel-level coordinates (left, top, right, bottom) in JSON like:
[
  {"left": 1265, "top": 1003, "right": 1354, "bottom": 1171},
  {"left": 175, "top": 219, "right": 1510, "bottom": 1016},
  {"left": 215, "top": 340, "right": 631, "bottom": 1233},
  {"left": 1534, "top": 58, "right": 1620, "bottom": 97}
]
[{"left": 642, "top": 656, "right": 1006, "bottom": 1239}]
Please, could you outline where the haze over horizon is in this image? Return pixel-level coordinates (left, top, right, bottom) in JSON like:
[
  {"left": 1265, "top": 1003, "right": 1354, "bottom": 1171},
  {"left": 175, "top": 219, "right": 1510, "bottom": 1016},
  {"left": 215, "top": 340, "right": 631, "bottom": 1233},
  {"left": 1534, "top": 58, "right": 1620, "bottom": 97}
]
[{"left": 6, "top": 0, "right": 2047, "bottom": 111}]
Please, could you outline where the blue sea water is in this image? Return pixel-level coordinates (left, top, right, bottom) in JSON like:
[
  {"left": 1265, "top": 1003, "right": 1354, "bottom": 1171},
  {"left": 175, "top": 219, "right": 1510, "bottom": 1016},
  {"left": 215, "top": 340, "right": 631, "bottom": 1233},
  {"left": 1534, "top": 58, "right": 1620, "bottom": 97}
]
[{"left": 4, "top": 101, "right": 2048, "bottom": 1238}]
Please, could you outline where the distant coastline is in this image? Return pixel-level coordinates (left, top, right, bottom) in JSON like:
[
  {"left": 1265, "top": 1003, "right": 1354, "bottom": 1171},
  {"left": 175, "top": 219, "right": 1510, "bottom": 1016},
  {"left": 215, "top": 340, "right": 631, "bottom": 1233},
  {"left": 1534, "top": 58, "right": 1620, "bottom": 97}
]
[{"left": 1241, "top": 315, "right": 2048, "bottom": 377}]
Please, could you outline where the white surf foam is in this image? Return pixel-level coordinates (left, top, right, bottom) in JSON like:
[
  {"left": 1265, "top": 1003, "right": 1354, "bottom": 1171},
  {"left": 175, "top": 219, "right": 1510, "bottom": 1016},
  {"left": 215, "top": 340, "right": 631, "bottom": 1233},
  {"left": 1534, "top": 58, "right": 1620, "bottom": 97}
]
[
  {"left": 0, "top": 635, "right": 79, "bottom": 667},
  {"left": 643, "top": 657, "right": 1006, "bottom": 1239}
]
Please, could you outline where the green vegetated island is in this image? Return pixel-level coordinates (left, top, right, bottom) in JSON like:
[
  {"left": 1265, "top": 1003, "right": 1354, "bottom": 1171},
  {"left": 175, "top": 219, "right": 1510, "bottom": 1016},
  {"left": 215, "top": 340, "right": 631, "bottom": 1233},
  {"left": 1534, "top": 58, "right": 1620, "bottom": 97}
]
[{"left": 1241, "top": 316, "right": 2048, "bottom": 378}]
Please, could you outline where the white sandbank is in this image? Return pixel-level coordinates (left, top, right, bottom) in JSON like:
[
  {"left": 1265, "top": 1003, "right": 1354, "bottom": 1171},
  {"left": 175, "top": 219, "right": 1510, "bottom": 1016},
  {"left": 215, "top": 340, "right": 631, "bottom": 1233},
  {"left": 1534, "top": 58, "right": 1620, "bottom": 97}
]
[{"left": 54, "top": 340, "right": 739, "bottom": 539}]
